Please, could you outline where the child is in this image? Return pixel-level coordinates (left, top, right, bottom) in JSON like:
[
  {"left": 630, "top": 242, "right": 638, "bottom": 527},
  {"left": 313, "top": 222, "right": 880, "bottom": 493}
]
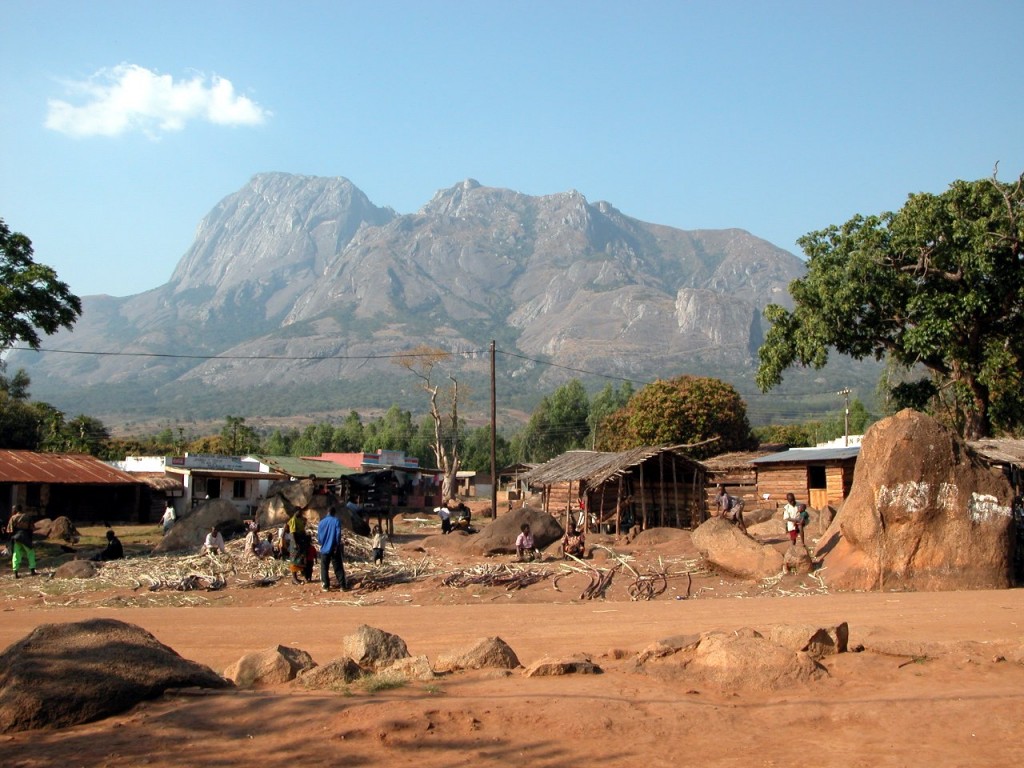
[
  {"left": 515, "top": 523, "right": 536, "bottom": 562},
  {"left": 370, "top": 525, "right": 385, "bottom": 566}
]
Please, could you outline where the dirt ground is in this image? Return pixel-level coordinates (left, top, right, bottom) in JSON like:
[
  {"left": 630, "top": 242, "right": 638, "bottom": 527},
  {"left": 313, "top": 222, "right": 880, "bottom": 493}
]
[{"left": 2, "top": 514, "right": 1023, "bottom": 767}]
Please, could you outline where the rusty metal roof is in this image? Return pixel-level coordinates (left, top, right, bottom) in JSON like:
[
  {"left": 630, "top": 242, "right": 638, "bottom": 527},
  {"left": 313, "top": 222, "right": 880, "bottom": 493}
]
[
  {"left": 969, "top": 438, "right": 1024, "bottom": 466},
  {"left": 522, "top": 445, "right": 705, "bottom": 487},
  {"left": 0, "top": 450, "right": 140, "bottom": 485}
]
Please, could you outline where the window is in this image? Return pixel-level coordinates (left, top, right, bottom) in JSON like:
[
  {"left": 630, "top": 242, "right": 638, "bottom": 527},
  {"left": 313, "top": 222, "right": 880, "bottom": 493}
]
[{"left": 233, "top": 479, "right": 246, "bottom": 499}]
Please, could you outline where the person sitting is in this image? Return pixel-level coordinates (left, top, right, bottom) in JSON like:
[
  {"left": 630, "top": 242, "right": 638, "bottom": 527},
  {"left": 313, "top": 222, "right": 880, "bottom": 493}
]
[
  {"left": 515, "top": 523, "right": 536, "bottom": 562},
  {"left": 201, "top": 526, "right": 226, "bottom": 555},
  {"left": 90, "top": 529, "right": 124, "bottom": 562},
  {"left": 562, "top": 522, "right": 586, "bottom": 559},
  {"left": 453, "top": 503, "right": 473, "bottom": 532},
  {"left": 244, "top": 525, "right": 259, "bottom": 557},
  {"left": 255, "top": 532, "right": 275, "bottom": 558}
]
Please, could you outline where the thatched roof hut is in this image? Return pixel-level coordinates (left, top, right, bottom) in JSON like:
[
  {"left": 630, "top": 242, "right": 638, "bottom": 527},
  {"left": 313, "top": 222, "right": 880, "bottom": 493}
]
[{"left": 522, "top": 446, "right": 707, "bottom": 532}]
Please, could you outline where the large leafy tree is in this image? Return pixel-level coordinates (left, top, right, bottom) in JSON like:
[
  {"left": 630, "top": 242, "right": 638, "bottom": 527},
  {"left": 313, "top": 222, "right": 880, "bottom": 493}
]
[
  {"left": 597, "top": 375, "right": 753, "bottom": 456},
  {"left": 757, "top": 173, "right": 1024, "bottom": 439},
  {"left": 0, "top": 219, "right": 81, "bottom": 351},
  {"left": 516, "top": 379, "right": 590, "bottom": 461}
]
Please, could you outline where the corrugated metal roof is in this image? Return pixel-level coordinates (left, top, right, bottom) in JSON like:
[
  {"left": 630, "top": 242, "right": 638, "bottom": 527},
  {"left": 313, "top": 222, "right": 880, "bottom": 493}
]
[
  {"left": 0, "top": 450, "right": 140, "bottom": 485},
  {"left": 522, "top": 445, "right": 704, "bottom": 486},
  {"left": 255, "top": 456, "right": 356, "bottom": 478},
  {"left": 968, "top": 438, "right": 1024, "bottom": 466},
  {"left": 750, "top": 446, "right": 860, "bottom": 465}
]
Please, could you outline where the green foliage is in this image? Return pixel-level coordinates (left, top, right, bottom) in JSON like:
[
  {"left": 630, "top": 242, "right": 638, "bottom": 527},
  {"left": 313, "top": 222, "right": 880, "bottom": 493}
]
[
  {"left": 753, "top": 423, "right": 814, "bottom": 447},
  {"left": 517, "top": 379, "right": 591, "bottom": 461},
  {"left": 219, "top": 415, "right": 261, "bottom": 455},
  {"left": 460, "top": 425, "right": 513, "bottom": 472},
  {"left": 588, "top": 381, "right": 634, "bottom": 446},
  {"left": 757, "top": 173, "right": 1024, "bottom": 439},
  {"left": 597, "top": 375, "right": 753, "bottom": 457},
  {"left": 0, "top": 219, "right": 82, "bottom": 351}
]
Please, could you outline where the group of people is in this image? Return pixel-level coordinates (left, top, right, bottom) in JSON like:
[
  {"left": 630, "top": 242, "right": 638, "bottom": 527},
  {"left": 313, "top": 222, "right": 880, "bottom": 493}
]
[
  {"left": 5, "top": 505, "right": 126, "bottom": 576},
  {"left": 716, "top": 485, "right": 811, "bottom": 547},
  {"left": 435, "top": 502, "right": 473, "bottom": 534},
  {"left": 514, "top": 521, "right": 587, "bottom": 562}
]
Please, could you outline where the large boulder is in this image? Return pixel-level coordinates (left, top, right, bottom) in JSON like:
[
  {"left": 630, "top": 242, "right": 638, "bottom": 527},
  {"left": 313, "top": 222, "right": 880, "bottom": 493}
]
[
  {"left": 817, "top": 409, "right": 1015, "bottom": 591},
  {"left": 34, "top": 516, "right": 81, "bottom": 542},
  {"left": 152, "top": 499, "right": 243, "bottom": 553},
  {"left": 299, "top": 657, "right": 364, "bottom": 689},
  {"left": 223, "top": 645, "right": 316, "bottom": 688},
  {"left": 465, "top": 506, "right": 563, "bottom": 556},
  {"left": 768, "top": 622, "right": 849, "bottom": 658},
  {"left": 691, "top": 517, "right": 784, "bottom": 579},
  {"left": 342, "top": 625, "right": 411, "bottom": 670},
  {"left": 681, "top": 628, "right": 826, "bottom": 690},
  {"left": 0, "top": 618, "right": 230, "bottom": 733},
  {"left": 54, "top": 560, "right": 97, "bottom": 580},
  {"left": 434, "top": 637, "right": 521, "bottom": 673}
]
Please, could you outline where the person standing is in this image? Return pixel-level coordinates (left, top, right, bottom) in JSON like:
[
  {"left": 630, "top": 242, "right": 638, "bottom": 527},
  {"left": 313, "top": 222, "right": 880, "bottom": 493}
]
[
  {"left": 435, "top": 505, "right": 452, "bottom": 534},
  {"left": 782, "top": 492, "right": 807, "bottom": 548},
  {"left": 7, "top": 505, "right": 37, "bottom": 578},
  {"left": 370, "top": 524, "right": 386, "bottom": 566},
  {"left": 317, "top": 506, "right": 347, "bottom": 591},
  {"left": 161, "top": 503, "right": 176, "bottom": 534}
]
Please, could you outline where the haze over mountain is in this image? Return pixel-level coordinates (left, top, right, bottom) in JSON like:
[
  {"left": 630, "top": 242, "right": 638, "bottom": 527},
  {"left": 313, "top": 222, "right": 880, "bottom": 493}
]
[{"left": 13, "top": 173, "right": 853, "bottom": 428}]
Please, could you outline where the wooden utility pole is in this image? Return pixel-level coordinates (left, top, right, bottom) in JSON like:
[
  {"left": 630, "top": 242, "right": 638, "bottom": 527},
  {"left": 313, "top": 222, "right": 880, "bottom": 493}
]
[
  {"left": 838, "top": 388, "right": 852, "bottom": 446},
  {"left": 490, "top": 340, "right": 497, "bottom": 519}
]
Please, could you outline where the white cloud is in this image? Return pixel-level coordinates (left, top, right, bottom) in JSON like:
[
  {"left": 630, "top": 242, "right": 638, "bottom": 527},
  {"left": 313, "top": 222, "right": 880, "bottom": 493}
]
[{"left": 45, "top": 63, "right": 270, "bottom": 139}]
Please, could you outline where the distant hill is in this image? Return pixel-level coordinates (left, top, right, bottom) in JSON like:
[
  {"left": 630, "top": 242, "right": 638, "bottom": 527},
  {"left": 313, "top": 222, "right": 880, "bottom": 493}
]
[{"left": 11, "top": 173, "right": 877, "bottom": 429}]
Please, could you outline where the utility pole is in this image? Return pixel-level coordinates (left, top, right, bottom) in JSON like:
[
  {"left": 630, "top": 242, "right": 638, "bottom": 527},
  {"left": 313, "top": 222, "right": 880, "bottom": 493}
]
[
  {"left": 838, "top": 388, "right": 851, "bottom": 446},
  {"left": 490, "top": 340, "right": 497, "bottom": 519}
]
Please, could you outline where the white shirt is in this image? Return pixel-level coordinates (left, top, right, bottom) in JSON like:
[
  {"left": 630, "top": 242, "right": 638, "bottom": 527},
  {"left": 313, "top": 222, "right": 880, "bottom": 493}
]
[
  {"left": 204, "top": 531, "right": 225, "bottom": 552},
  {"left": 782, "top": 503, "right": 803, "bottom": 532},
  {"left": 435, "top": 506, "right": 451, "bottom": 520}
]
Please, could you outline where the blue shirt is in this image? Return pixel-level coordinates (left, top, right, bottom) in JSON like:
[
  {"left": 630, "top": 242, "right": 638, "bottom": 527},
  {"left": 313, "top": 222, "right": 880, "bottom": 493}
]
[{"left": 317, "top": 514, "right": 342, "bottom": 555}]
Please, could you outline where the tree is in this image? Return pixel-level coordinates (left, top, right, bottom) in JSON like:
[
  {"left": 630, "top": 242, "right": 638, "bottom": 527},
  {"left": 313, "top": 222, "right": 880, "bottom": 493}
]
[
  {"left": 395, "top": 346, "right": 463, "bottom": 501},
  {"left": 218, "top": 415, "right": 261, "bottom": 455},
  {"left": 756, "top": 173, "right": 1024, "bottom": 439},
  {"left": 597, "top": 375, "right": 753, "bottom": 456},
  {"left": 517, "top": 379, "right": 590, "bottom": 461},
  {"left": 588, "top": 381, "right": 634, "bottom": 447},
  {"left": 0, "top": 219, "right": 81, "bottom": 351}
]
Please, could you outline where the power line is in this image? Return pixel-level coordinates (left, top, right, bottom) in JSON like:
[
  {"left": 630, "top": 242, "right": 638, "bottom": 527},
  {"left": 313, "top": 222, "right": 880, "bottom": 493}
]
[{"left": 13, "top": 343, "right": 856, "bottom": 402}]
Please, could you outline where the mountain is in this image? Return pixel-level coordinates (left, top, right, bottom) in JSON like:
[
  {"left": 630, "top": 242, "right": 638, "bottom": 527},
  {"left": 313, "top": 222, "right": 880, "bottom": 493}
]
[{"left": 12, "top": 172, "right": 838, "bottom": 427}]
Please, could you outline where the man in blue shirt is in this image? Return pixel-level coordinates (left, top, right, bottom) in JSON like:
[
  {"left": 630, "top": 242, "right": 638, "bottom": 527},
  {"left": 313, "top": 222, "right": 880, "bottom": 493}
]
[{"left": 317, "top": 506, "right": 347, "bottom": 591}]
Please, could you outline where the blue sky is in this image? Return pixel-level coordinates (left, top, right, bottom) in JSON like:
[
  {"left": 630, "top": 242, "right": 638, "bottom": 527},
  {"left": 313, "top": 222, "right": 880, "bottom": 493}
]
[{"left": 2, "top": 0, "right": 1022, "bottom": 299}]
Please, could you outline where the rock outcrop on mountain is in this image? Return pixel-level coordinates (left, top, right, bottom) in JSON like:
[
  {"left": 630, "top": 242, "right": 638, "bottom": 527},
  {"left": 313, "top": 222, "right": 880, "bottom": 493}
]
[{"left": 13, "top": 173, "right": 807, "bottom": 420}]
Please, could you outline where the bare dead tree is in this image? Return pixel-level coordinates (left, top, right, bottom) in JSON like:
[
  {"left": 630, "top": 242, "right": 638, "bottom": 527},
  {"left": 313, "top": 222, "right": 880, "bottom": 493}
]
[{"left": 395, "top": 345, "right": 462, "bottom": 501}]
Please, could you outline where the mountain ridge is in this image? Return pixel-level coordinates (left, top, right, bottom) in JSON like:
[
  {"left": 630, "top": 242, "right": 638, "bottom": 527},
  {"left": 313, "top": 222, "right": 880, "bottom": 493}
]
[{"left": 11, "top": 172, "right": 861, "bottom": 428}]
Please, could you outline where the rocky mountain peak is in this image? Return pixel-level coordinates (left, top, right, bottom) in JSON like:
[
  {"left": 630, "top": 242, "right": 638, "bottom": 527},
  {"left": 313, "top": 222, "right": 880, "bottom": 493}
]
[{"left": 13, "top": 173, "right": 813, "bottom": 423}]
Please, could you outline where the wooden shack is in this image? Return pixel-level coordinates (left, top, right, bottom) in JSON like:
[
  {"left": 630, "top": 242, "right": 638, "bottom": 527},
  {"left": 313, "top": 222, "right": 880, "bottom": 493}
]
[
  {"left": 521, "top": 446, "right": 707, "bottom": 532},
  {"left": 750, "top": 446, "right": 859, "bottom": 511}
]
